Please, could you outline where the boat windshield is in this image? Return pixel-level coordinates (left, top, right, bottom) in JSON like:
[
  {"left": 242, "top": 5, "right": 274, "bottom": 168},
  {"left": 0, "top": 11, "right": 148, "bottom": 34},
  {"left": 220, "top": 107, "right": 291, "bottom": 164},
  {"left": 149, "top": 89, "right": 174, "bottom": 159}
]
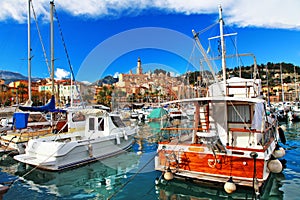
[{"left": 111, "top": 116, "right": 126, "bottom": 127}]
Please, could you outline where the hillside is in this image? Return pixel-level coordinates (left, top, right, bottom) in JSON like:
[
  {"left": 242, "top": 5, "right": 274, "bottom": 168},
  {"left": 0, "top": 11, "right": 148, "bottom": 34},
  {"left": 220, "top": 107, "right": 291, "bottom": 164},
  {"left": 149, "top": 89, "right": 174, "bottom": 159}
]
[{"left": 0, "top": 70, "right": 28, "bottom": 83}]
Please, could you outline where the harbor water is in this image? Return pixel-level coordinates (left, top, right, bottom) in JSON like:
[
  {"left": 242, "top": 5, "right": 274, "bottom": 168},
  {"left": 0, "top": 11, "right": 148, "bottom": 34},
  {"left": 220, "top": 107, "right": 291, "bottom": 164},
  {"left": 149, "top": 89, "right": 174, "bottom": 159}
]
[{"left": 0, "top": 119, "right": 300, "bottom": 200}]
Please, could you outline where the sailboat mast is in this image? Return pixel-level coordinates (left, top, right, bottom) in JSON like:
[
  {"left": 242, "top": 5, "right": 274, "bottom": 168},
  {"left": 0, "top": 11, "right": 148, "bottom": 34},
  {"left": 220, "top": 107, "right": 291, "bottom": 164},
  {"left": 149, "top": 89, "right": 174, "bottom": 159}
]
[
  {"left": 219, "top": 5, "right": 227, "bottom": 95},
  {"left": 267, "top": 65, "right": 270, "bottom": 104},
  {"left": 27, "top": 0, "right": 32, "bottom": 102},
  {"left": 280, "top": 63, "right": 284, "bottom": 102},
  {"left": 50, "top": 1, "right": 55, "bottom": 96},
  {"left": 71, "top": 74, "right": 73, "bottom": 107},
  {"left": 295, "top": 65, "right": 298, "bottom": 100}
]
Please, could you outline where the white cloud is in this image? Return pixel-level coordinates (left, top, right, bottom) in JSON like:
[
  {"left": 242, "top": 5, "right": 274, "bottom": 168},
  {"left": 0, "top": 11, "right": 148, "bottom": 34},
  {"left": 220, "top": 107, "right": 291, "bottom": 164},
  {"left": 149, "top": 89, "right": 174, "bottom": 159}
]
[
  {"left": 55, "top": 68, "right": 70, "bottom": 80},
  {"left": 0, "top": 0, "right": 300, "bottom": 30},
  {"left": 224, "top": 0, "right": 300, "bottom": 29},
  {"left": 113, "top": 72, "right": 119, "bottom": 78}
]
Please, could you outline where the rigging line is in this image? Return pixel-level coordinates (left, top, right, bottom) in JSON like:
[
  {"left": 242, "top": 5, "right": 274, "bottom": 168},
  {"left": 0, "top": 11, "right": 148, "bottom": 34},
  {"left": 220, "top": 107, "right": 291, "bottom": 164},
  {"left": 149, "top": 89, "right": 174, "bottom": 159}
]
[
  {"left": 196, "top": 21, "right": 219, "bottom": 35},
  {"left": 7, "top": 141, "right": 70, "bottom": 188},
  {"left": 30, "top": 1, "right": 51, "bottom": 77},
  {"left": 107, "top": 150, "right": 160, "bottom": 200},
  {"left": 184, "top": 43, "right": 197, "bottom": 73},
  {"left": 224, "top": 26, "right": 247, "bottom": 75},
  {"left": 182, "top": 44, "right": 197, "bottom": 98},
  {"left": 53, "top": 5, "right": 84, "bottom": 106}
]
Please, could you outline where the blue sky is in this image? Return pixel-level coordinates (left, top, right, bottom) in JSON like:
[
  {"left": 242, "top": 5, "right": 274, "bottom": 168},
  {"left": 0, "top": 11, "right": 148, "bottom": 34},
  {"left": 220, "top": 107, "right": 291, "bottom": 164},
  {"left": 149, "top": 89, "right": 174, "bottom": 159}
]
[{"left": 0, "top": 0, "right": 299, "bottom": 83}]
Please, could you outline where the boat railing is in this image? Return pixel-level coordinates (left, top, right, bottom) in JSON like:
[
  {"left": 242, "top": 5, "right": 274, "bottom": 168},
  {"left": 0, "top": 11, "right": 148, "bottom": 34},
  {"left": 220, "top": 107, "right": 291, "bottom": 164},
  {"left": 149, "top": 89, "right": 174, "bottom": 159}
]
[
  {"left": 159, "top": 127, "right": 193, "bottom": 143},
  {"left": 261, "top": 125, "right": 276, "bottom": 145},
  {"left": 229, "top": 125, "right": 275, "bottom": 148},
  {"left": 229, "top": 127, "right": 262, "bottom": 148}
]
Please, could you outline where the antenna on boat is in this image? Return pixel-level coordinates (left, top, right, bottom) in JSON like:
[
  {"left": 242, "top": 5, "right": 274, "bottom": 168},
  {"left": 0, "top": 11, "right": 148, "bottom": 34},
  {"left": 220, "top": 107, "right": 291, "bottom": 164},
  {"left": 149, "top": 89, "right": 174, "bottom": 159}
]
[{"left": 192, "top": 31, "right": 224, "bottom": 96}]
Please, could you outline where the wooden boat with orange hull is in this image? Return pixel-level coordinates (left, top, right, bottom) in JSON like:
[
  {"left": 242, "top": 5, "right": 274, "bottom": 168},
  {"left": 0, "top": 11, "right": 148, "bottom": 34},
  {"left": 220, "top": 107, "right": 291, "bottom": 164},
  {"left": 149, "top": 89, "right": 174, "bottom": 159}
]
[
  {"left": 155, "top": 5, "right": 286, "bottom": 195},
  {"left": 155, "top": 96, "right": 286, "bottom": 193}
]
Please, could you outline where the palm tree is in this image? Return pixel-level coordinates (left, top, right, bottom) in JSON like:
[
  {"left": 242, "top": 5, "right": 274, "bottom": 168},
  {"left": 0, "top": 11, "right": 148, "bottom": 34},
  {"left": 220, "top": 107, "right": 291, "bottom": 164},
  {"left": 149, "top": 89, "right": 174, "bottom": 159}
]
[
  {"left": 17, "top": 83, "right": 27, "bottom": 103},
  {"left": 96, "top": 86, "right": 114, "bottom": 107}
]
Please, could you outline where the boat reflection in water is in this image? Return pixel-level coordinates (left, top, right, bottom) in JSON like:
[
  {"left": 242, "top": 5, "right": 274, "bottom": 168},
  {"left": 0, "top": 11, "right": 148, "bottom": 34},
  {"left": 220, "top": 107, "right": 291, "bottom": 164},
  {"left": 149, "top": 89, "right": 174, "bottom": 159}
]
[
  {"left": 2, "top": 151, "right": 140, "bottom": 199},
  {"left": 156, "top": 172, "right": 285, "bottom": 200}
]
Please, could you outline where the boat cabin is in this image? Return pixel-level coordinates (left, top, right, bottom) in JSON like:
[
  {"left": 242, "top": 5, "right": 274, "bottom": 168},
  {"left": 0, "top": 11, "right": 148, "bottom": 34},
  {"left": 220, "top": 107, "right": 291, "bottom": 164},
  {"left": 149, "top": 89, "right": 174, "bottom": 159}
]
[
  {"left": 85, "top": 114, "right": 127, "bottom": 137},
  {"left": 193, "top": 97, "right": 273, "bottom": 150}
]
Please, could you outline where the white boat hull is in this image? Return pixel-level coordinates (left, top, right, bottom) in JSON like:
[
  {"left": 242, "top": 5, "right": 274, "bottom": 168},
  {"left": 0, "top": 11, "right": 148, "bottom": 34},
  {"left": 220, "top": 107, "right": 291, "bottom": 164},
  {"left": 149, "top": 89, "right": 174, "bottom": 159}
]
[{"left": 14, "top": 133, "right": 135, "bottom": 171}]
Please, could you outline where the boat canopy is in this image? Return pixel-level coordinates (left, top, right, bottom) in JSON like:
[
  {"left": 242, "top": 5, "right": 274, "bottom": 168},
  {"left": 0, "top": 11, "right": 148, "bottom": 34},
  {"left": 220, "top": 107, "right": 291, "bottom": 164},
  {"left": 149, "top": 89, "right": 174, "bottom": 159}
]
[
  {"left": 161, "top": 96, "right": 265, "bottom": 105},
  {"left": 19, "top": 95, "right": 66, "bottom": 113},
  {"left": 148, "top": 107, "right": 168, "bottom": 119}
]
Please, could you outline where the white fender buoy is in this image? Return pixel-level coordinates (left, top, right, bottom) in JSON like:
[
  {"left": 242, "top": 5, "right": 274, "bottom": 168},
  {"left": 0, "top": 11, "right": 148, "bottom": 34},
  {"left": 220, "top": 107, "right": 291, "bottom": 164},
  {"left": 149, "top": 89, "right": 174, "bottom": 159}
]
[
  {"left": 155, "top": 177, "right": 161, "bottom": 185},
  {"left": 268, "top": 158, "right": 283, "bottom": 173},
  {"left": 273, "top": 147, "right": 286, "bottom": 158},
  {"left": 163, "top": 168, "right": 174, "bottom": 181},
  {"left": 116, "top": 135, "right": 120, "bottom": 145},
  {"left": 123, "top": 131, "right": 128, "bottom": 141},
  {"left": 105, "top": 178, "right": 111, "bottom": 186},
  {"left": 224, "top": 177, "right": 236, "bottom": 194}
]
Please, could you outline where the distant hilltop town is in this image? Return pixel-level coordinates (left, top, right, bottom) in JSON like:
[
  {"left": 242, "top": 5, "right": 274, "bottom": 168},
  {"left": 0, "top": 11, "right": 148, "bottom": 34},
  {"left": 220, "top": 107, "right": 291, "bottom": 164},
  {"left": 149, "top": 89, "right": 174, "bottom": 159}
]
[
  {"left": 0, "top": 59, "right": 300, "bottom": 108},
  {"left": 0, "top": 58, "right": 198, "bottom": 108}
]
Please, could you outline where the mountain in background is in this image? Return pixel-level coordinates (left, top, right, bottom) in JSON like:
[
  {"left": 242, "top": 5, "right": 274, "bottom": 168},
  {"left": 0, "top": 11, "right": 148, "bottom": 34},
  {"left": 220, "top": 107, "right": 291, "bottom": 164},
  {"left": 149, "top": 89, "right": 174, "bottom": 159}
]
[
  {"left": 0, "top": 70, "right": 27, "bottom": 83},
  {"left": 0, "top": 70, "right": 118, "bottom": 86},
  {"left": 0, "top": 70, "right": 41, "bottom": 84},
  {"left": 94, "top": 75, "right": 118, "bottom": 86}
]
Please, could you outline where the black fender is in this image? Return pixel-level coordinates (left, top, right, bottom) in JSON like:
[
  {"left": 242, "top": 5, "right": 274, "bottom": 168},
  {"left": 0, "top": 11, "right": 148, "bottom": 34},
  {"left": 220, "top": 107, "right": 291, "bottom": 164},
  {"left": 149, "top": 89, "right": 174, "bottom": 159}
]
[{"left": 278, "top": 126, "right": 286, "bottom": 145}]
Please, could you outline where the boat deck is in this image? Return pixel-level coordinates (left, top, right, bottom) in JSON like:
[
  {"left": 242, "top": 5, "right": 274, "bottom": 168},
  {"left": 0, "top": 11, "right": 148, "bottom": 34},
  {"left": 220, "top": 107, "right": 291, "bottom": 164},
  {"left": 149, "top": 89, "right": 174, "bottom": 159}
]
[{"left": 0, "top": 128, "right": 52, "bottom": 143}]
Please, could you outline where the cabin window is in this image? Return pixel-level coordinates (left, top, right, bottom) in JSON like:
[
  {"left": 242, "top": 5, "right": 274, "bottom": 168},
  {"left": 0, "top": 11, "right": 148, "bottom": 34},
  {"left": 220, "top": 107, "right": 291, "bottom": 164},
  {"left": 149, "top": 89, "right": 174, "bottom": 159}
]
[
  {"left": 111, "top": 116, "right": 126, "bottom": 127},
  {"left": 227, "top": 105, "right": 250, "bottom": 123},
  {"left": 72, "top": 112, "right": 86, "bottom": 122},
  {"left": 89, "top": 118, "right": 95, "bottom": 130},
  {"left": 98, "top": 118, "right": 104, "bottom": 131}
]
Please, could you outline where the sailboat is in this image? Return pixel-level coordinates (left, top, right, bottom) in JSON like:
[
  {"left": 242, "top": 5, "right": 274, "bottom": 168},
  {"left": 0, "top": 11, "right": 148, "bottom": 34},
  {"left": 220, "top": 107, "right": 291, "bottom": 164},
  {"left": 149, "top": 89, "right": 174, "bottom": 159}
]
[
  {"left": 14, "top": 1, "right": 137, "bottom": 171},
  {"left": 0, "top": 1, "right": 107, "bottom": 155},
  {"left": 0, "top": 0, "right": 61, "bottom": 154},
  {"left": 155, "top": 5, "right": 286, "bottom": 196}
]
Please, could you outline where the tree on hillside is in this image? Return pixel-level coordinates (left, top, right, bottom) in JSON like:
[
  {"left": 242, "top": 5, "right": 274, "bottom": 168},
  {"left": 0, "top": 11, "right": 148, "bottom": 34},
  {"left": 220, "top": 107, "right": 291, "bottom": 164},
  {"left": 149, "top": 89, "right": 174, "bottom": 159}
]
[
  {"left": 154, "top": 69, "right": 167, "bottom": 75},
  {"left": 97, "top": 86, "right": 113, "bottom": 107},
  {"left": 17, "top": 83, "right": 27, "bottom": 103}
]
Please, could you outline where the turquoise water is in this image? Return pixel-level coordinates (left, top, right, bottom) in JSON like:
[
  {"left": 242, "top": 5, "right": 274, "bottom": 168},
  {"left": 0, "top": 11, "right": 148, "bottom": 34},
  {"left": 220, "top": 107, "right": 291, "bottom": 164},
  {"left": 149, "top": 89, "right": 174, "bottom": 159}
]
[{"left": 0, "top": 120, "right": 299, "bottom": 200}]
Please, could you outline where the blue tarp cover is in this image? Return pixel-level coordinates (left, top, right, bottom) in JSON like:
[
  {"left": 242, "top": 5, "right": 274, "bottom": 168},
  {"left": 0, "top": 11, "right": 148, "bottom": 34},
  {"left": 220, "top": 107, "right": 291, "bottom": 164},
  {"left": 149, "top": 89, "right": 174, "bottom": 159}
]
[
  {"left": 19, "top": 95, "right": 66, "bottom": 113},
  {"left": 148, "top": 108, "right": 168, "bottom": 119}
]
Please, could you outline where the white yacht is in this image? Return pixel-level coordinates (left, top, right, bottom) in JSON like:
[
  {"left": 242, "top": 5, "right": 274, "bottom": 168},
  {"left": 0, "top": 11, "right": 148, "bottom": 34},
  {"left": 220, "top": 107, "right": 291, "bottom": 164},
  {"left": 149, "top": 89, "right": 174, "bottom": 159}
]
[{"left": 14, "top": 110, "right": 137, "bottom": 171}]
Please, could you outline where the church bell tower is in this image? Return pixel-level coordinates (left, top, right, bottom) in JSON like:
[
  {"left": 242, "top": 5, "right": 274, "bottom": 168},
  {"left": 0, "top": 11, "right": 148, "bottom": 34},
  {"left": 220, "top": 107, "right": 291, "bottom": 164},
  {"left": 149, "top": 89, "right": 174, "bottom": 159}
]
[{"left": 137, "top": 57, "right": 142, "bottom": 75}]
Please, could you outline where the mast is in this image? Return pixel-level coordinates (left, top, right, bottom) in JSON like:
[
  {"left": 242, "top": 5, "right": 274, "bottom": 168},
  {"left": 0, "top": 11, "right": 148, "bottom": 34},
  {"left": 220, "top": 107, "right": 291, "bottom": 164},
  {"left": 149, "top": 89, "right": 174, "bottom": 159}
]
[
  {"left": 295, "top": 65, "right": 298, "bottom": 101},
  {"left": 219, "top": 5, "right": 227, "bottom": 95},
  {"left": 280, "top": 63, "right": 284, "bottom": 102},
  {"left": 50, "top": 1, "right": 55, "bottom": 128},
  {"left": 27, "top": 0, "right": 32, "bottom": 102},
  {"left": 71, "top": 74, "right": 73, "bottom": 107},
  {"left": 266, "top": 64, "right": 270, "bottom": 105},
  {"left": 50, "top": 1, "right": 55, "bottom": 96}
]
